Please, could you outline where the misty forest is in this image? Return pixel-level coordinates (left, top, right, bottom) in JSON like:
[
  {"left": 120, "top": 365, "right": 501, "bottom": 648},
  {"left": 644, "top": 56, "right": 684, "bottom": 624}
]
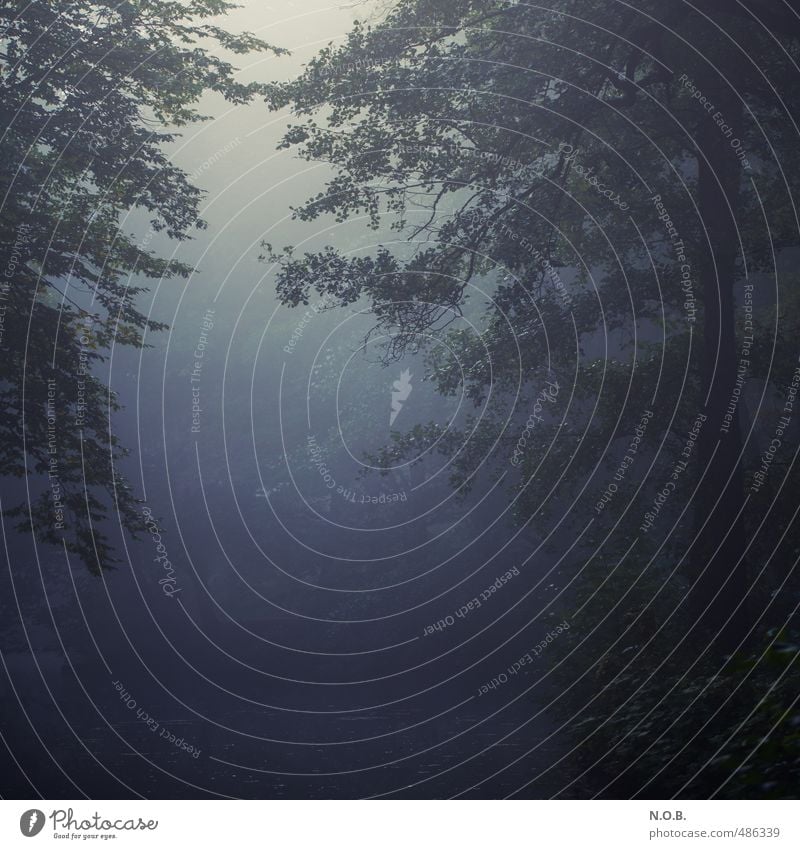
[{"left": 1, "top": 0, "right": 800, "bottom": 799}]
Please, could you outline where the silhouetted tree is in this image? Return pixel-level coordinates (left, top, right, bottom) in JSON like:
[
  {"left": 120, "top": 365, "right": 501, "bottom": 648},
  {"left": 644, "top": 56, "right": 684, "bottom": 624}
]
[
  {"left": 264, "top": 0, "right": 800, "bottom": 652},
  {"left": 1, "top": 0, "right": 282, "bottom": 571}
]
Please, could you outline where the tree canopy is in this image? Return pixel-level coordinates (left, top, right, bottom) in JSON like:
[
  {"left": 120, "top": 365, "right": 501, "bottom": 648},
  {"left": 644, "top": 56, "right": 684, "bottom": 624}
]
[
  {"left": 1, "top": 0, "right": 282, "bottom": 571},
  {"left": 265, "top": 0, "right": 800, "bottom": 646}
]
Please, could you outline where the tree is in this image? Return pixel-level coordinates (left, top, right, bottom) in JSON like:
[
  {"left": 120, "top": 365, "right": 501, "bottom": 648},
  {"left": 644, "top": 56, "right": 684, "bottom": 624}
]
[
  {"left": 0, "top": 0, "right": 282, "bottom": 572},
  {"left": 264, "top": 0, "right": 800, "bottom": 653}
]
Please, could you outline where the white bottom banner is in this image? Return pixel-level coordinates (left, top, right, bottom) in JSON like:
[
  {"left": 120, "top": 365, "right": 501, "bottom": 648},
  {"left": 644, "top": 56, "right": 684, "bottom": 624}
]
[{"left": 1, "top": 800, "right": 797, "bottom": 848}]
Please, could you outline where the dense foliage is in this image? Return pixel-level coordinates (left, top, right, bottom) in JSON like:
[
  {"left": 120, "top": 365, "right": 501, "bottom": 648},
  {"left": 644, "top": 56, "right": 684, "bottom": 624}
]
[{"left": 0, "top": 0, "right": 281, "bottom": 570}]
